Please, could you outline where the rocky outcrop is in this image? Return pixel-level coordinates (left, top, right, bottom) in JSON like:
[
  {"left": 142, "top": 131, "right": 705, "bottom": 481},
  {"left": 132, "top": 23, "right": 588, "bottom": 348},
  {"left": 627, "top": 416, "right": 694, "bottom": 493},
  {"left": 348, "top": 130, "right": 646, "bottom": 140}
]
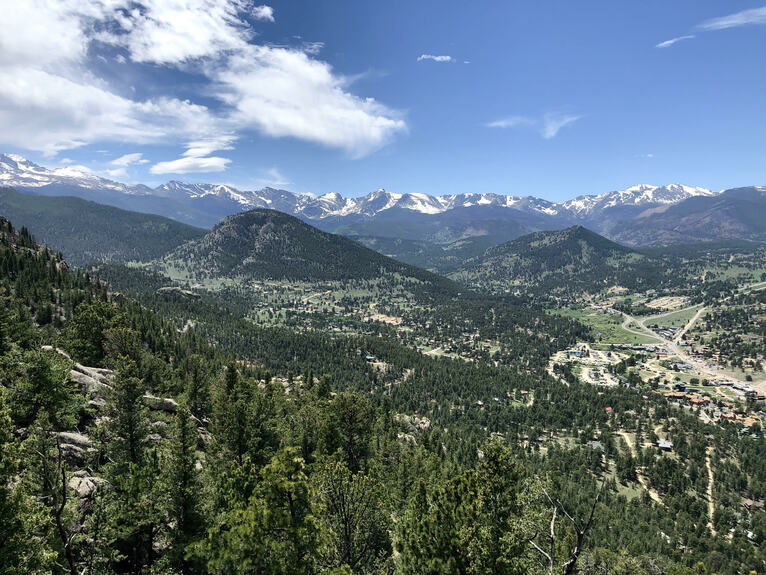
[
  {"left": 143, "top": 395, "right": 178, "bottom": 413},
  {"left": 57, "top": 431, "right": 93, "bottom": 450},
  {"left": 70, "top": 364, "right": 113, "bottom": 397},
  {"left": 68, "top": 470, "right": 106, "bottom": 499}
]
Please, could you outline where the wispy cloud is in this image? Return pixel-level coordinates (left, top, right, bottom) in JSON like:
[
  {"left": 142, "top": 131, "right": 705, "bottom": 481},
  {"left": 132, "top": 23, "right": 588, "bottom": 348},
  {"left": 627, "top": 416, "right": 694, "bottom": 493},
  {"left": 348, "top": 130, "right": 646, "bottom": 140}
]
[
  {"left": 417, "top": 54, "right": 453, "bottom": 63},
  {"left": 111, "top": 152, "right": 149, "bottom": 166},
  {"left": 540, "top": 113, "right": 581, "bottom": 139},
  {"left": 253, "top": 167, "right": 291, "bottom": 188},
  {"left": 657, "top": 6, "right": 766, "bottom": 49},
  {"left": 486, "top": 116, "right": 535, "bottom": 129},
  {"left": 699, "top": 6, "right": 766, "bottom": 30},
  {"left": 488, "top": 113, "right": 581, "bottom": 139},
  {"left": 655, "top": 35, "right": 695, "bottom": 48}
]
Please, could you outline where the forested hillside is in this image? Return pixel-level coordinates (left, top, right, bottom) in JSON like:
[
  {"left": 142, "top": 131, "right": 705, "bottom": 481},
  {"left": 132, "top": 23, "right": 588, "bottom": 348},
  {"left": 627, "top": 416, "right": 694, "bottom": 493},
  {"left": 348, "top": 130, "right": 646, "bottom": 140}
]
[
  {"left": 162, "top": 208, "right": 458, "bottom": 286},
  {"left": 450, "top": 226, "right": 675, "bottom": 296},
  {"left": 1, "top": 216, "right": 764, "bottom": 574},
  {"left": 0, "top": 187, "right": 205, "bottom": 265}
]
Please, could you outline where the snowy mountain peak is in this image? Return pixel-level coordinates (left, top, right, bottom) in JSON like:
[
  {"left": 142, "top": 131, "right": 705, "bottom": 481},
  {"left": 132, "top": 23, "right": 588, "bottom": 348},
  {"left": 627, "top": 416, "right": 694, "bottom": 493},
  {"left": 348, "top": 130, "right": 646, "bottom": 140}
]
[
  {"left": 561, "top": 183, "right": 716, "bottom": 215},
  {"left": 0, "top": 153, "right": 725, "bottom": 226}
]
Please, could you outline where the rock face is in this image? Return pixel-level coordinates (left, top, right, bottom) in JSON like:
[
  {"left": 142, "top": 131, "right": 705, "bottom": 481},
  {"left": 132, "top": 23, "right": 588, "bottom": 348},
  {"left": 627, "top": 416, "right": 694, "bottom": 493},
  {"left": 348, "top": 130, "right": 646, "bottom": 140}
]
[
  {"left": 71, "top": 364, "right": 113, "bottom": 396},
  {"left": 57, "top": 431, "right": 93, "bottom": 450},
  {"left": 68, "top": 470, "right": 106, "bottom": 499}
]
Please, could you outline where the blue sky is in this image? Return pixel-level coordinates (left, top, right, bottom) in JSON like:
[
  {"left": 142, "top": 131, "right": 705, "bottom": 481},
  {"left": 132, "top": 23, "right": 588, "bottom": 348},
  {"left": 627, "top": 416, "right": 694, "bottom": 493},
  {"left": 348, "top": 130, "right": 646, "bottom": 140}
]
[{"left": 1, "top": 1, "right": 765, "bottom": 200}]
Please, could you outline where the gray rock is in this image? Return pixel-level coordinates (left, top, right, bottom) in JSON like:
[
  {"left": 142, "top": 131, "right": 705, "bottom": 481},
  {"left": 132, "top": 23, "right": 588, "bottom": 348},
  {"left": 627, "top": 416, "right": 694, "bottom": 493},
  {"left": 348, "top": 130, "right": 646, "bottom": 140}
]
[
  {"left": 70, "top": 370, "right": 110, "bottom": 396},
  {"left": 60, "top": 443, "right": 87, "bottom": 465},
  {"left": 68, "top": 473, "right": 106, "bottom": 498},
  {"left": 143, "top": 395, "right": 178, "bottom": 413},
  {"left": 57, "top": 432, "right": 93, "bottom": 450},
  {"left": 69, "top": 474, "right": 98, "bottom": 498}
]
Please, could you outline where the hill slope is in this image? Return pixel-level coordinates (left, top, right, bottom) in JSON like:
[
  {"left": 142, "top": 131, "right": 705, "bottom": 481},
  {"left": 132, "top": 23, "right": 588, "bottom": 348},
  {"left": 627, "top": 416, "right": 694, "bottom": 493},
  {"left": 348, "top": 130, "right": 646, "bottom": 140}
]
[
  {"left": 162, "top": 208, "right": 458, "bottom": 290},
  {"left": 613, "top": 187, "right": 766, "bottom": 246},
  {"left": 0, "top": 187, "right": 205, "bottom": 265},
  {"left": 450, "top": 226, "right": 664, "bottom": 294}
]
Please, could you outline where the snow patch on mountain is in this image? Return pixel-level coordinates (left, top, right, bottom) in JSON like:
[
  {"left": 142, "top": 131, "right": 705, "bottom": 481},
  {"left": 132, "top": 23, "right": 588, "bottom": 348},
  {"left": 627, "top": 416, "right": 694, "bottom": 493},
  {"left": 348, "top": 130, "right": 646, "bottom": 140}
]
[{"left": 0, "top": 154, "right": 721, "bottom": 223}]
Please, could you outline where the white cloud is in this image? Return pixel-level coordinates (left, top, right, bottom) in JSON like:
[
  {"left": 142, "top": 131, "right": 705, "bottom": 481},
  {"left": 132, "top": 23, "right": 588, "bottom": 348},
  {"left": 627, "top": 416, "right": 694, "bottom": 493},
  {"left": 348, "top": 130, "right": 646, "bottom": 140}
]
[
  {"left": 656, "top": 35, "right": 695, "bottom": 48},
  {"left": 658, "top": 7, "right": 766, "bottom": 50},
  {"left": 183, "top": 136, "right": 237, "bottom": 158},
  {"left": 111, "top": 152, "right": 149, "bottom": 166},
  {"left": 0, "top": 66, "right": 219, "bottom": 155},
  {"left": 488, "top": 113, "right": 581, "bottom": 139},
  {"left": 254, "top": 167, "right": 291, "bottom": 188},
  {"left": 150, "top": 156, "right": 231, "bottom": 174},
  {"left": 150, "top": 137, "right": 235, "bottom": 174},
  {"left": 0, "top": 0, "right": 404, "bottom": 161},
  {"left": 541, "top": 113, "right": 581, "bottom": 139},
  {"left": 106, "top": 167, "right": 128, "bottom": 178},
  {"left": 216, "top": 46, "right": 406, "bottom": 157},
  {"left": 97, "top": 0, "right": 255, "bottom": 65},
  {"left": 417, "top": 54, "right": 453, "bottom": 63},
  {"left": 487, "top": 116, "right": 535, "bottom": 129},
  {"left": 699, "top": 6, "right": 766, "bottom": 31},
  {"left": 252, "top": 5, "right": 274, "bottom": 22}
]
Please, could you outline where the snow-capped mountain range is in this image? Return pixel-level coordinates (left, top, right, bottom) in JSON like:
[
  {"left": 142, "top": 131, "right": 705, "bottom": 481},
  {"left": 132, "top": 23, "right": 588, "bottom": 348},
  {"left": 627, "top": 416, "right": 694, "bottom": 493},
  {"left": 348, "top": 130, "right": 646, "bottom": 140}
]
[{"left": 0, "top": 153, "right": 718, "bottom": 231}]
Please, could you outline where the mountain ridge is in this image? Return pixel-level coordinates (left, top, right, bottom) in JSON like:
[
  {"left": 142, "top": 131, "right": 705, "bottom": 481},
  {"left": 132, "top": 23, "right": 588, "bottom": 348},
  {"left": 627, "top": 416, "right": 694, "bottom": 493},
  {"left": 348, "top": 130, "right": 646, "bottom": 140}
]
[
  {"left": 0, "top": 187, "right": 205, "bottom": 266},
  {"left": 0, "top": 153, "right": 717, "bottom": 228}
]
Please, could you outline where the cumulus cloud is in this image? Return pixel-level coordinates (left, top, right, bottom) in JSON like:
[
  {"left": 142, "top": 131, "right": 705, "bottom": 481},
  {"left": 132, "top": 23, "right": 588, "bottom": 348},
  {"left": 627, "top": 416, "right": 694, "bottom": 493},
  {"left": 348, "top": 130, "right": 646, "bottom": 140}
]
[
  {"left": 0, "top": 0, "right": 404, "bottom": 166},
  {"left": 216, "top": 46, "right": 406, "bottom": 157},
  {"left": 417, "top": 54, "right": 453, "bottom": 63},
  {"left": 655, "top": 35, "right": 695, "bottom": 48},
  {"left": 252, "top": 5, "right": 274, "bottom": 22},
  {"left": 487, "top": 113, "right": 581, "bottom": 139}
]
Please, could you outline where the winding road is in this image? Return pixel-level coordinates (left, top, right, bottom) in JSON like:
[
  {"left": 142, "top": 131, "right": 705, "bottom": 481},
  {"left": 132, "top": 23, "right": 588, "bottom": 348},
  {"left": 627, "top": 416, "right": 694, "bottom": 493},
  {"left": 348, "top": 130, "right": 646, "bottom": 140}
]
[{"left": 616, "top": 279, "right": 766, "bottom": 389}]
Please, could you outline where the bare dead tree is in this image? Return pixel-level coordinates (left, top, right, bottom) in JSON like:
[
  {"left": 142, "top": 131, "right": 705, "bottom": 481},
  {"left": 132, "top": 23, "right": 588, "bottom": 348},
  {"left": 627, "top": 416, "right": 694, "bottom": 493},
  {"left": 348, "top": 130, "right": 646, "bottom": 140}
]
[{"left": 528, "top": 482, "right": 603, "bottom": 575}]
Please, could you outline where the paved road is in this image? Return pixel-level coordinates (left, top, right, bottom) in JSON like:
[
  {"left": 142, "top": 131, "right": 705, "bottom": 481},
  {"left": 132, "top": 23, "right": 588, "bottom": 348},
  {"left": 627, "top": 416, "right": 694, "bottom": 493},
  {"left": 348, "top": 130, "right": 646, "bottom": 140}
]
[{"left": 616, "top": 279, "right": 766, "bottom": 387}]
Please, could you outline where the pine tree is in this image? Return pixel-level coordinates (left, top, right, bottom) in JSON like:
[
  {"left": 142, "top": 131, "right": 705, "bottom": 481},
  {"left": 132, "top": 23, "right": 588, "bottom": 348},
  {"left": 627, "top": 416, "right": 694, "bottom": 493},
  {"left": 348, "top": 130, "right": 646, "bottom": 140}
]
[{"left": 163, "top": 404, "right": 204, "bottom": 574}]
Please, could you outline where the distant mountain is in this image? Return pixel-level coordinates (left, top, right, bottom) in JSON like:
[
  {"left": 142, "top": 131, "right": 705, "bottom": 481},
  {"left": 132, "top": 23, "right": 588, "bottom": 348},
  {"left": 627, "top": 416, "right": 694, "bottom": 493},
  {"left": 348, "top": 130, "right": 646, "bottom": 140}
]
[
  {"left": 161, "top": 208, "right": 459, "bottom": 292},
  {"left": 612, "top": 187, "right": 766, "bottom": 246},
  {"left": 0, "top": 155, "right": 717, "bottom": 238},
  {"left": 0, "top": 187, "right": 204, "bottom": 266},
  {"left": 450, "top": 226, "right": 666, "bottom": 295}
]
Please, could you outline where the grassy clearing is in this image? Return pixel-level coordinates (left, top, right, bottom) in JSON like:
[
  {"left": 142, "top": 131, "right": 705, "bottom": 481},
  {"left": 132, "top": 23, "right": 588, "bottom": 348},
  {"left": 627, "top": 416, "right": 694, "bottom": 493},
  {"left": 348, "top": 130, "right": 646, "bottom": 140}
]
[
  {"left": 647, "top": 305, "right": 701, "bottom": 329},
  {"left": 553, "top": 307, "right": 658, "bottom": 345}
]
